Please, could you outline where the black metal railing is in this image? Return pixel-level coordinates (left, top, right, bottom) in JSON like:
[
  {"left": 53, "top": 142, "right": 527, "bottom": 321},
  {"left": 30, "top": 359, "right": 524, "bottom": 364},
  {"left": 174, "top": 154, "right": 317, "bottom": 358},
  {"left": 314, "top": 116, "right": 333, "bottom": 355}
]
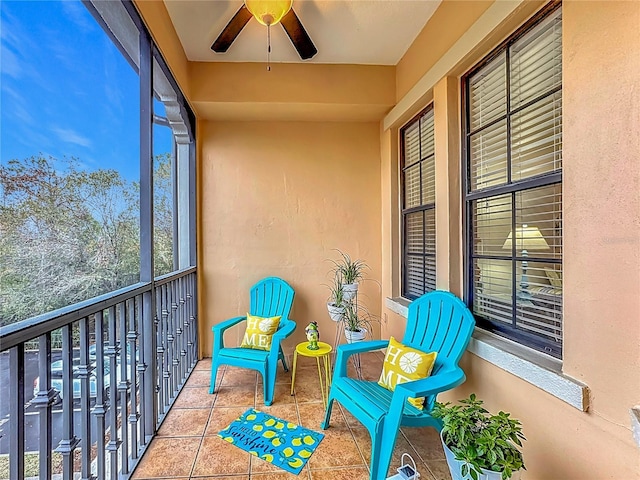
[{"left": 0, "top": 267, "right": 198, "bottom": 480}]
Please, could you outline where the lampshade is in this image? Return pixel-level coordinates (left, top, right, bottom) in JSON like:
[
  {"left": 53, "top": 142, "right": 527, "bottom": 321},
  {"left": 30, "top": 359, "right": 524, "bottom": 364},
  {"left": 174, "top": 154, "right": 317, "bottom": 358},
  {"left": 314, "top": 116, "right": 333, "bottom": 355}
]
[
  {"left": 245, "top": 0, "right": 293, "bottom": 26},
  {"left": 502, "top": 224, "right": 550, "bottom": 251}
]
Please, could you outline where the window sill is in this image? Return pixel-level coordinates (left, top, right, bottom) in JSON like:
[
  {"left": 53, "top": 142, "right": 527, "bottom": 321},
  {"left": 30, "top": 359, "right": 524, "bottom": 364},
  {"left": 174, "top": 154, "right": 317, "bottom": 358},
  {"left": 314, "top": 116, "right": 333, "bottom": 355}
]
[
  {"left": 385, "top": 297, "right": 590, "bottom": 411},
  {"left": 385, "top": 296, "right": 411, "bottom": 318}
]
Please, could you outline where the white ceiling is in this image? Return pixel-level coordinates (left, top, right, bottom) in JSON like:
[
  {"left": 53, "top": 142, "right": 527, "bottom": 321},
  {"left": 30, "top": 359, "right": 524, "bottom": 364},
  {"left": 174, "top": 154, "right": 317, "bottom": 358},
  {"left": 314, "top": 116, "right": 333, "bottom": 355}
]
[{"left": 163, "top": 0, "right": 442, "bottom": 65}]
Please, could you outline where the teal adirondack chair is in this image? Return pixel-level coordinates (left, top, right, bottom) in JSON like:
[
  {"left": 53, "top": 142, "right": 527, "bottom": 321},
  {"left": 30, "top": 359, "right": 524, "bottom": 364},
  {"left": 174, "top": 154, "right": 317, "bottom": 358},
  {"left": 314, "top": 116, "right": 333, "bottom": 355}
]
[
  {"left": 321, "top": 290, "right": 475, "bottom": 480},
  {"left": 209, "top": 277, "right": 295, "bottom": 406}
]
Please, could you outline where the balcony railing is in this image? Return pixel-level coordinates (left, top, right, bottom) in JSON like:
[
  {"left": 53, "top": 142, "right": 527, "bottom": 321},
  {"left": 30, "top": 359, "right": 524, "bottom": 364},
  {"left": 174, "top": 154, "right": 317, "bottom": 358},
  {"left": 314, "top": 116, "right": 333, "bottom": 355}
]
[{"left": 0, "top": 267, "right": 198, "bottom": 480}]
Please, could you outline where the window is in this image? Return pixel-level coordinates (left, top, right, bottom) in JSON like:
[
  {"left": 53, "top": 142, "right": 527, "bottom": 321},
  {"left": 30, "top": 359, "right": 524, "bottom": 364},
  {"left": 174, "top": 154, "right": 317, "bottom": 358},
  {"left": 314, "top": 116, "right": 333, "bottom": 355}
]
[
  {"left": 401, "top": 107, "right": 436, "bottom": 299},
  {"left": 463, "top": 4, "right": 563, "bottom": 358},
  {"left": 0, "top": 0, "right": 195, "bottom": 325}
]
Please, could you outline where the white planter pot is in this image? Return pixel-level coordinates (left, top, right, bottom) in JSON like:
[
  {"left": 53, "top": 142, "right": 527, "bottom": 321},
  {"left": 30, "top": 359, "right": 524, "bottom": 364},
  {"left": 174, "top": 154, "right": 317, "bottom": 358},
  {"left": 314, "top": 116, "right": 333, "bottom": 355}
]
[
  {"left": 441, "top": 432, "right": 521, "bottom": 480},
  {"left": 327, "top": 303, "right": 345, "bottom": 322},
  {"left": 343, "top": 283, "right": 358, "bottom": 301},
  {"left": 344, "top": 328, "right": 366, "bottom": 343}
]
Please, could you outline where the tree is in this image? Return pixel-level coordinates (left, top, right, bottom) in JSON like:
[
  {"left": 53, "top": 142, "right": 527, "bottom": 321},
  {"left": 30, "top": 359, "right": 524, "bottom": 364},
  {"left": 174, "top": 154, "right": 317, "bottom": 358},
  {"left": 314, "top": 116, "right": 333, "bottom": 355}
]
[
  {"left": 0, "top": 156, "right": 141, "bottom": 325},
  {"left": 153, "top": 152, "right": 174, "bottom": 277}
]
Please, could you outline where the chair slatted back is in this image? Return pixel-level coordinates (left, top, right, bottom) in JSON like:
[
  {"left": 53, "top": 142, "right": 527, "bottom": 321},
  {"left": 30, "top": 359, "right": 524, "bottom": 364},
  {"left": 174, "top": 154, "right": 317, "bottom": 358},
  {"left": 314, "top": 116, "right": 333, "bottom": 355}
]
[
  {"left": 250, "top": 277, "right": 295, "bottom": 321},
  {"left": 403, "top": 290, "right": 475, "bottom": 370},
  {"left": 402, "top": 291, "right": 475, "bottom": 411}
]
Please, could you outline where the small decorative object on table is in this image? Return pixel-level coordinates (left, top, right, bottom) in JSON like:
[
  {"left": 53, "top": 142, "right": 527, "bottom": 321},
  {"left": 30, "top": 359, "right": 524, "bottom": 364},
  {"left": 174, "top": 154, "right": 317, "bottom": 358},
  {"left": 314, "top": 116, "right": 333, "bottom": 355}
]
[{"left": 305, "top": 321, "right": 319, "bottom": 350}]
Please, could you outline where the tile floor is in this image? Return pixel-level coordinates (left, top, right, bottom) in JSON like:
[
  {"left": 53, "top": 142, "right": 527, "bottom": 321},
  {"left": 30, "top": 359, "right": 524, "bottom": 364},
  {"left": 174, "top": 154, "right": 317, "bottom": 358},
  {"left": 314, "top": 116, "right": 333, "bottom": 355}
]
[{"left": 132, "top": 352, "right": 451, "bottom": 480}]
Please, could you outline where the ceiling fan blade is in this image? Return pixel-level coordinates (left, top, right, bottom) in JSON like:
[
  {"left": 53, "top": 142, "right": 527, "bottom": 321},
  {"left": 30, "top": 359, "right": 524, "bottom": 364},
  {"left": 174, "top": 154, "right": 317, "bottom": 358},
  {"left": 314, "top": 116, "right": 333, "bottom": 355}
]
[
  {"left": 280, "top": 8, "right": 317, "bottom": 60},
  {"left": 211, "top": 5, "right": 253, "bottom": 53}
]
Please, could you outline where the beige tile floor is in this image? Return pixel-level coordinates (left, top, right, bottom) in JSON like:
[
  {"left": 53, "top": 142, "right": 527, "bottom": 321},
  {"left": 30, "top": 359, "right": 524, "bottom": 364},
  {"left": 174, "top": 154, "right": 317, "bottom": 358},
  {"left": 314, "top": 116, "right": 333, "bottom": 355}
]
[{"left": 132, "top": 352, "right": 451, "bottom": 480}]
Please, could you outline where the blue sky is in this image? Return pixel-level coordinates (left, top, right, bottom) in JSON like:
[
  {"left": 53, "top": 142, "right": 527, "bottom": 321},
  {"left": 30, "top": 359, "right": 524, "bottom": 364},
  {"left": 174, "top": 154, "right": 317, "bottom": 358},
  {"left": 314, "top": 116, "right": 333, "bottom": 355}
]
[{"left": 1, "top": 0, "right": 172, "bottom": 181}]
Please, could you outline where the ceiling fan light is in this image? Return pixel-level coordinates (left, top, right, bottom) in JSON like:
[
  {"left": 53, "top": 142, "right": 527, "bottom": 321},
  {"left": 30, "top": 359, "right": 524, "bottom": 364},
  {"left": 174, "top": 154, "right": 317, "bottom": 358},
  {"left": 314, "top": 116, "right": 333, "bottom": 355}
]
[{"left": 244, "top": 0, "right": 293, "bottom": 26}]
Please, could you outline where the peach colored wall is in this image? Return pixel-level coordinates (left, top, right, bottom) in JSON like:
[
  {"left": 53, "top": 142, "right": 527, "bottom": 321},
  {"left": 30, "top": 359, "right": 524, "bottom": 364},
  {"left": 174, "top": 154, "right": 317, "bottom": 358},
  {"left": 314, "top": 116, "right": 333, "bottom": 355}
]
[
  {"left": 189, "top": 62, "right": 395, "bottom": 106},
  {"left": 382, "top": 1, "right": 640, "bottom": 479},
  {"left": 433, "top": 76, "right": 463, "bottom": 295},
  {"left": 188, "top": 62, "right": 396, "bottom": 122},
  {"left": 199, "top": 121, "right": 382, "bottom": 355},
  {"left": 137, "top": 0, "right": 640, "bottom": 476},
  {"left": 562, "top": 0, "right": 640, "bottom": 440},
  {"left": 395, "top": 0, "right": 493, "bottom": 101},
  {"left": 380, "top": 127, "right": 397, "bottom": 286}
]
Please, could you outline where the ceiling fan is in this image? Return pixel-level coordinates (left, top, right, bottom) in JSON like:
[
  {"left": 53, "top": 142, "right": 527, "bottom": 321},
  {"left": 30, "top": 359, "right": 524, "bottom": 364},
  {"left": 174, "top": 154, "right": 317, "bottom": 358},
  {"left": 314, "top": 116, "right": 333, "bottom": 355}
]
[{"left": 211, "top": 0, "right": 318, "bottom": 60}]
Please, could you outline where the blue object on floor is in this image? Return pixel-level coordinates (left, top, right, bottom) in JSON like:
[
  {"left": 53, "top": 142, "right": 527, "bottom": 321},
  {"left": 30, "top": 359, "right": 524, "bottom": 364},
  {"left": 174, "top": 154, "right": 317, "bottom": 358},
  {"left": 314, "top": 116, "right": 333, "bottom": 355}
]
[
  {"left": 321, "top": 290, "right": 476, "bottom": 480},
  {"left": 218, "top": 407, "right": 324, "bottom": 474},
  {"left": 209, "top": 277, "right": 295, "bottom": 406}
]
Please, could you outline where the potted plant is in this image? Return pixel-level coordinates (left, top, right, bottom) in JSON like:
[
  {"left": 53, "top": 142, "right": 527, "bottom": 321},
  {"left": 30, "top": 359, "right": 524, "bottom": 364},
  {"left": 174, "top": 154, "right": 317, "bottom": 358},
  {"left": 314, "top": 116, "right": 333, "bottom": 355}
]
[
  {"left": 431, "top": 394, "right": 526, "bottom": 480},
  {"left": 342, "top": 302, "right": 376, "bottom": 343},
  {"left": 333, "top": 250, "right": 368, "bottom": 301},
  {"left": 326, "top": 277, "right": 346, "bottom": 322}
]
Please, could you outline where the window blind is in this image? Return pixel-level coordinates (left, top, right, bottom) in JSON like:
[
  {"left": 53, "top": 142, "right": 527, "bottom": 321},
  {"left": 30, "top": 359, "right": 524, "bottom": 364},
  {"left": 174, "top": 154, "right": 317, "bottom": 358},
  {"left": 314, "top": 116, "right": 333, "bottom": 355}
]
[
  {"left": 402, "top": 107, "right": 436, "bottom": 299},
  {"left": 510, "top": 11, "right": 562, "bottom": 109},
  {"left": 469, "top": 53, "right": 506, "bottom": 132},
  {"left": 472, "top": 184, "right": 563, "bottom": 346}
]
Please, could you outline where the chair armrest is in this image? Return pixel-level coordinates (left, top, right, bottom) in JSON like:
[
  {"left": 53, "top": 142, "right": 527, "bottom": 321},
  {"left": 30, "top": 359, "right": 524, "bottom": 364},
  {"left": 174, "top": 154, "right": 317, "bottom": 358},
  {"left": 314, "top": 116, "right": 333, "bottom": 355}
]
[
  {"left": 212, "top": 316, "right": 247, "bottom": 334},
  {"left": 269, "top": 320, "right": 296, "bottom": 356},
  {"left": 381, "top": 369, "right": 466, "bottom": 437},
  {"left": 272, "top": 319, "right": 296, "bottom": 343},
  {"left": 212, "top": 316, "right": 246, "bottom": 353},
  {"left": 337, "top": 340, "right": 389, "bottom": 356},
  {"left": 394, "top": 367, "right": 466, "bottom": 399},
  {"left": 334, "top": 340, "right": 389, "bottom": 377}
]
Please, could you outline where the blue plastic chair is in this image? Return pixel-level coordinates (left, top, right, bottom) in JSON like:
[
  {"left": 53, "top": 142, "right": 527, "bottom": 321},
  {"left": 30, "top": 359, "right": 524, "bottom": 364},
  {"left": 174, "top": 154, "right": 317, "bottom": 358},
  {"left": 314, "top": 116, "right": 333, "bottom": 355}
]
[
  {"left": 321, "top": 290, "right": 475, "bottom": 480},
  {"left": 209, "top": 277, "right": 295, "bottom": 406}
]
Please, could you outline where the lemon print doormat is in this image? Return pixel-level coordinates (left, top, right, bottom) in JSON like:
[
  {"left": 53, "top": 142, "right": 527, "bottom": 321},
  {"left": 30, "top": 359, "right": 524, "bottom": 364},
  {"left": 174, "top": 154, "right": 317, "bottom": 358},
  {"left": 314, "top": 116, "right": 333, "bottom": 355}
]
[{"left": 218, "top": 408, "right": 324, "bottom": 474}]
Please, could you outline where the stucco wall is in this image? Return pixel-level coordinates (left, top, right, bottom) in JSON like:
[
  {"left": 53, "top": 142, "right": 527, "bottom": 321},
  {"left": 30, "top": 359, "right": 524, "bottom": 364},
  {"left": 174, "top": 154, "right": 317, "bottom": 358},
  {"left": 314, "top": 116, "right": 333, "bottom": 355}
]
[
  {"left": 395, "top": 0, "right": 493, "bottom": 101},
  {"left": 562, "top": 0, "right": 640, "bottom": 430},
  {"left": 188, "top": 62, "right": 395, "bottom": 122},
  {"left": 136, "top": 0, "right": 640, "bottom": 477},
  {"left": 199, "top": 121, "right": 382, "bottom": 356},
  {"left": 385, "top": 1, "right": 640, "bottom": 479}
]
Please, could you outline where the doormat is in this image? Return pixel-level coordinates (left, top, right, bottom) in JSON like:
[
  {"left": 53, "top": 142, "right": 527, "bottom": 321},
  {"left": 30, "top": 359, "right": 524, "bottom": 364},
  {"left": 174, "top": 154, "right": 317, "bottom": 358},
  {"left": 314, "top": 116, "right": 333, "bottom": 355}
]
[{"left": 217, "top": 408, "right": 324, "bottom": 474}]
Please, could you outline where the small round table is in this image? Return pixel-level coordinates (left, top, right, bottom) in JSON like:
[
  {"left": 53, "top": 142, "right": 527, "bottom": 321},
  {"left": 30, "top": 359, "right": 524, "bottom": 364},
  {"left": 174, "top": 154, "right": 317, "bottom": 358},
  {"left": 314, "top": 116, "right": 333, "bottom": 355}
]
[{"left": 290, "top": 341, "right": 332, "bottom": 408}]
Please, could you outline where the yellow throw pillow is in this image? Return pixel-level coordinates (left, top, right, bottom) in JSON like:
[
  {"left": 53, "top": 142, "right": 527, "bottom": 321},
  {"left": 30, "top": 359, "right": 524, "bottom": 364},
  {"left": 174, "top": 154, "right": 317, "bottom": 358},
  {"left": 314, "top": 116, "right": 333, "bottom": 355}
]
[
  {"left": 240, "top": 314, "right": 281, "bottom": 351},
  {"left": 378, "top": 336, "right": 437, "bottom": 409}
]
